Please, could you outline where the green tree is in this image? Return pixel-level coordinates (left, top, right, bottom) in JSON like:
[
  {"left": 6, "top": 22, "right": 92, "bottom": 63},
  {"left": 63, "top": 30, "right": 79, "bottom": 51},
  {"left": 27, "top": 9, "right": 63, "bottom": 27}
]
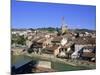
[
  {"left": 17, "top": 35, "right": 26, "bottom": 45},
  {"left": 11, "top": 34, "right": 18, "bottom": 45},
  {"left": 27, "top": 48, "right": 33, "bottom": 54},
  {"left": 11, "top": 34, "right": 26, "bottom": 45}
]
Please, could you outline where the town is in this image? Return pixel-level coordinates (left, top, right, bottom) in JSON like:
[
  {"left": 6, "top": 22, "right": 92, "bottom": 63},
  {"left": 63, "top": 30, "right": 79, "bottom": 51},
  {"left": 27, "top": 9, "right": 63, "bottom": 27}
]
[{"left": 11, "top": 18, "right": 96, "bottom": 74}]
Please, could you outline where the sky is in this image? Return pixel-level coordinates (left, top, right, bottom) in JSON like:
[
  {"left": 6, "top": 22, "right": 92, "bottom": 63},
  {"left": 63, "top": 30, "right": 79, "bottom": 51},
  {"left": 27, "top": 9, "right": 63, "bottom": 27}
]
[{"left": 11, "top": 0, "right": 96, "bottom": 30}]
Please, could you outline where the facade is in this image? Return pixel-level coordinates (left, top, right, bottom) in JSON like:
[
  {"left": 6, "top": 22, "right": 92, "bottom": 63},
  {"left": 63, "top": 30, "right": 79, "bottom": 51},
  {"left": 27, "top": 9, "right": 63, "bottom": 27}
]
[
  {"left": 71, "top": 37, "right": 96, "bottom": 59},
  {"left": 28, "top": 41, "right": 43, "bottom": 54},
  {"left": 78, "top": 46, "right": 96, "bottom": 62}
]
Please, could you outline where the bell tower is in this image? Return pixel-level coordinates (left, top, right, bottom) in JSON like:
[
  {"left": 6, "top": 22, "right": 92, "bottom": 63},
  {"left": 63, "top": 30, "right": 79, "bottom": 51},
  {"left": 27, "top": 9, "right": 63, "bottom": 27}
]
[{"left": 61, "top": 17, "right": 68, "bottom": 34}]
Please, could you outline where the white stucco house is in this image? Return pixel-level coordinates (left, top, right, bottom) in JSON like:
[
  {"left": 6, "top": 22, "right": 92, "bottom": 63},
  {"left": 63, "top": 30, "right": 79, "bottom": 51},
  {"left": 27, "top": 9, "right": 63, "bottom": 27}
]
[{"left": 71, "top": 37, "right": 95, "bottom": 59}]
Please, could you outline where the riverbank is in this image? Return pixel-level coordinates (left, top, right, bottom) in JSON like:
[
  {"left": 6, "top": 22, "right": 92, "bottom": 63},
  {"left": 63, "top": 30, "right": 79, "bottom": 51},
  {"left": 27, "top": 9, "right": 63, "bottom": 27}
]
[
  {"left": 12, "top": 46, "right": 96, "bottom": 69},
  {"left": 23, "top": 53, "right": 95, "bottom": 69}
]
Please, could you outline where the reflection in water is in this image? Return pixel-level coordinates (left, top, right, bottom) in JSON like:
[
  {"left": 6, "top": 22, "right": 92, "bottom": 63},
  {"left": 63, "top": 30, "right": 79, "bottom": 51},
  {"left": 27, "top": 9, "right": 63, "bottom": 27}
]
[
  {"left": 11, "top": 55, "right": 93, "bottom": 74},
  {"left": 11, "top": 55, "right": 38, "bottom": 74}
]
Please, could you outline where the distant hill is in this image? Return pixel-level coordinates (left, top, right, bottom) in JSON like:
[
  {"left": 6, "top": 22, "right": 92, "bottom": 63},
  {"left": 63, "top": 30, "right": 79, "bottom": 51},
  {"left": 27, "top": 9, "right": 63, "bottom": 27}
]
[
  {"left": 69, "top": 29, "right": 96, "bottom": 33},
  {"left": 75, "top": 29, "right": 95, "bottom": 33},
  {"left": 12, "top": 28, "right": 95, "bottom": 33},
  {"left": 12, "top": 28, "right": 35, "bottom": 31},
  {"left": 12, "top": 28, "right": 27, "bottom": 31}
]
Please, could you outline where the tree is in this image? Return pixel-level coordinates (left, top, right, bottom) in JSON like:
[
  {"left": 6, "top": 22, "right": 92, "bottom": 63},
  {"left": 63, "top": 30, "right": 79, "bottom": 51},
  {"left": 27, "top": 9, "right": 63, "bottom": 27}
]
[
  {"left": 11, "top": 34, "right": 26, "bottom": 45},
  {"left": 17, "top": 35, "right": 26, "bottom": 45},
  {"left": 27, "top": 48, "right": 33, "bottom": 54},
  {"left": 56, "top": 27, "right": 61, "bottom": 36},
  {"left": 11, "top": 34, "right": 18, "bottom": 45},
  {"left": 29, "top": 28, "right": 35, "bottom": 31}
]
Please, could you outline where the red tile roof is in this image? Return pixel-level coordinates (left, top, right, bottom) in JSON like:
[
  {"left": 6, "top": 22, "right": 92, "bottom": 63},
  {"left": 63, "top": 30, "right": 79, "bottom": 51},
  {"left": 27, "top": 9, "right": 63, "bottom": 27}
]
[{"left": 74, "top": 37, "right": 95, "bottom": 45}]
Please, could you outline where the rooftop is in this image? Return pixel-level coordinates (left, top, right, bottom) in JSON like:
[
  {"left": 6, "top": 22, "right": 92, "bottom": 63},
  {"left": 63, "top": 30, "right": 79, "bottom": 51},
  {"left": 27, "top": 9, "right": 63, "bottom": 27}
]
[{"left": 74, "top": 37, "right": 95, "bottom": 45}]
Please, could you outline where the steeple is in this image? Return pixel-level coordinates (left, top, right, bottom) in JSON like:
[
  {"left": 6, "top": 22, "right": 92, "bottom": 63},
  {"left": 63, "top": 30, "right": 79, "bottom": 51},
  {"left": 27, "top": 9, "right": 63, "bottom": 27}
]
[
  {"left": 61, "top": 17, "right": 68, "bottom": 34},
  {"left": 62, "top": 16, "right": 65, "bottom": 27}
]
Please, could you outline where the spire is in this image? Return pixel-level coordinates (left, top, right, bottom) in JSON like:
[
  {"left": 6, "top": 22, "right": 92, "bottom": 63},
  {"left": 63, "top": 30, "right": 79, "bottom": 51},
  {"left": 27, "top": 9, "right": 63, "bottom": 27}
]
[
  {"left": 61, "top": 16, "right": 68, "bottom": 34},
  {"left": 62, "top": 16, "right": 65, "bottom": 27}
]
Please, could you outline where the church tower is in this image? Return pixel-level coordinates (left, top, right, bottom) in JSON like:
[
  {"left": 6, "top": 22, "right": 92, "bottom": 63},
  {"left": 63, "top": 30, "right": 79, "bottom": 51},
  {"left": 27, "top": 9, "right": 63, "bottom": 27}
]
[{"left": 61, "top": 17, "right": 68, "bottom": 34}]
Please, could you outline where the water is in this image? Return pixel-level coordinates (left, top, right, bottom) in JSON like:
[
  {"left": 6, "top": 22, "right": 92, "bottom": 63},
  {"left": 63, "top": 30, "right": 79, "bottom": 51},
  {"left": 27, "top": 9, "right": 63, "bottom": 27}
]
[{"left": 12, "top": 55, "right": 93, "bottom": 72}]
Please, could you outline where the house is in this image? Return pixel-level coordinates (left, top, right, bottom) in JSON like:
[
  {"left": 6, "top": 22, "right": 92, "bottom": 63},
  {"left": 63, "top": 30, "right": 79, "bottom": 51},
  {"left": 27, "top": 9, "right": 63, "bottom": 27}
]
[
  {"left": 12, "top": 29, "right": 27, "bottom": 36},
  {"left": 36, "top": 61, "right": 51, "bottom": 69},
  {"left": 34, "top": 67, "right": 55, "bottom": 73},
  {"left": 55, "top": 35, "right": 74, "bottom": 58},
  {"left": 32, "top": 60, "right": 55, "bottom": 73},
  {"left": 61, "top": 37, "right": 68, "bottom": 46},
  {"left": 71, "top": 37, "right": 96, "bottom": 59},
  {"left": 42, "top": 45, "right": 59, "bottom": 55},
  {"left": 63, "top": 32, "right": 75, "bottom": 41},
  {"left": 74, "top": 37, "right": 95, "bottom": 51},
  {"left": 57, "top": 41, "right": 74, "bottom": 59},
  {"left": 27, "top": 35, "right": 55, "bottom": 54},
  {"left": 51, "top": 36, "right": 62, "bottom": 46},
  {"left": 38, "top": 35, "right": 53, "bottom": 48},
  {"left": 28, "top": 41, "right": 43, "bottom": 54},
  {"left": 78, "top": 46, "right": 96, "bottom": 62},
  {"left": 43, "top": 40, "right": 74, "bottom": 59},
  {"left": 43, "top": 35, "right": 74, "bottom": 58},
  {"left": 26, "top": 36, "right": 42, "bottom": 48},
  {"left": 11, "top": 47, "right": 27, "bottom": 55},
  {"left": 51, "top": 35, "right": 71, "bottom": 45}
]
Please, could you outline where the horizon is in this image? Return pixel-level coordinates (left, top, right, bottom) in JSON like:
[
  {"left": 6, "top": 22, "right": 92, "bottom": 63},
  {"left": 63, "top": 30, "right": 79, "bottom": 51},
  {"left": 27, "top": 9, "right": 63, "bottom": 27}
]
[
  {"left": 11, "top": 0, "right": 96, "bottom": 30},
  {"left": 11, "top": 27, "right": 96, "bottom": 31}
]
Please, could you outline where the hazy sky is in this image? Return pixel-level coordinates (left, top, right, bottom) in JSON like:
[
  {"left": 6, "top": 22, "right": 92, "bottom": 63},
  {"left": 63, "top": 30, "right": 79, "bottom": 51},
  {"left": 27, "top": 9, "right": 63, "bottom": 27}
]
[{"left": 11, "top": 0, "right": 96, "bottom": 30}]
